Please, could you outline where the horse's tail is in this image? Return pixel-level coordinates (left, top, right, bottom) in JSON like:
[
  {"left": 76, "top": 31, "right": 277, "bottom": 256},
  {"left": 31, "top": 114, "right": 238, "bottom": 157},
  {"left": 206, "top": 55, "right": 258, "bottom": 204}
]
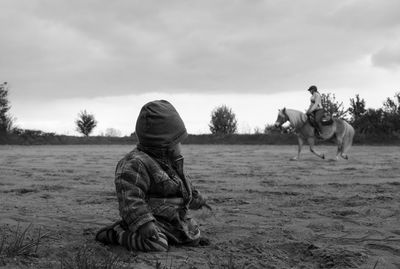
[{"left": 342, "top": 121, "right": 355, "bottom": 155}]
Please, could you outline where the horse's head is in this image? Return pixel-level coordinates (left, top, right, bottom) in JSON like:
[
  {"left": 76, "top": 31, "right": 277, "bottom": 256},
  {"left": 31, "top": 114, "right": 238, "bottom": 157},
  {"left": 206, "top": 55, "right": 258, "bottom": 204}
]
[{"left": 274, "top": 108, "right": 289, "bottom": 128}]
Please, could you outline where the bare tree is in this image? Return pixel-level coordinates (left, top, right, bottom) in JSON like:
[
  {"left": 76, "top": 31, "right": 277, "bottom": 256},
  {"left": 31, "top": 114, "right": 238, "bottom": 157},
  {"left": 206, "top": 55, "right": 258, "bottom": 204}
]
[
  {"left": 75, "top": 110, "right": 97, "bottom": 137},
  {"left": 209, "top": 105, "right": 238, "bottom": 135}
]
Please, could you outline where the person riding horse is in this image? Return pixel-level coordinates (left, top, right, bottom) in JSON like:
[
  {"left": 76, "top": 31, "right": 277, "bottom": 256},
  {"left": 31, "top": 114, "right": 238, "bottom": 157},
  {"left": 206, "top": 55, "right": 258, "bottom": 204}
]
[{"left": 306, "top": 85, "right": 324, "bottom": 137}]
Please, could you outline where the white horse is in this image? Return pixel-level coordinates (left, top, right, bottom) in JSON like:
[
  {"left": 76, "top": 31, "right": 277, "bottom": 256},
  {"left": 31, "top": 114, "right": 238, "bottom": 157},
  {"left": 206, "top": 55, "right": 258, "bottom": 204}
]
[{"left": 274, "top": 108, "right": 355, "bottom": 160}]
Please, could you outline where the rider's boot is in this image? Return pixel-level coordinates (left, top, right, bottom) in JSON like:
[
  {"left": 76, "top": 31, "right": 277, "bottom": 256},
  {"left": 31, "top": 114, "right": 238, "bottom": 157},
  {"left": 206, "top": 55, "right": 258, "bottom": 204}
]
[{"left": 314, "top": 126, "right": 322, "bottom": 139}]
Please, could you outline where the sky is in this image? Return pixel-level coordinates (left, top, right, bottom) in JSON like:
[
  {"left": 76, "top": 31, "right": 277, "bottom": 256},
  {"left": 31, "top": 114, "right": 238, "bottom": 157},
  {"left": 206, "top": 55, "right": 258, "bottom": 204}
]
[{"left": 1, "top": 0, "right": 400, "bottom": 136}]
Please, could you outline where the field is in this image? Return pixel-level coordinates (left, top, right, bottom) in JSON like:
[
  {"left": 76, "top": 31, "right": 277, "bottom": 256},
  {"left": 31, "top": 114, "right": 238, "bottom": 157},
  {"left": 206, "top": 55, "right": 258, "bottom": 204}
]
[{"left": 0, "top": 144, "right": 400, "bottom": 269}]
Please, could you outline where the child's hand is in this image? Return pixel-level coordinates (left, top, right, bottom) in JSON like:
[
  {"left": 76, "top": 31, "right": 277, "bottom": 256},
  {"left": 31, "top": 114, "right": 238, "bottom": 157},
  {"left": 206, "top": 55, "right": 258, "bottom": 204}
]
[
  {"left": 189, "top": 195, "right": 212, "bottom": 210},
  {"left": 138, "top": 221, "right": 160, "bottom": 240}
]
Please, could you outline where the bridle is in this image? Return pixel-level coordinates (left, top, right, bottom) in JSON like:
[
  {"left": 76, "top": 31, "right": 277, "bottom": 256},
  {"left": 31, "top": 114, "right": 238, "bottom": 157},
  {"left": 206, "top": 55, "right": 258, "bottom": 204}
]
[
  {"left": 275, "top": 108, "right": 289, "bottom": 130},
  {"left": 281, "top": 108, "right": 289, "bottom": 122}
]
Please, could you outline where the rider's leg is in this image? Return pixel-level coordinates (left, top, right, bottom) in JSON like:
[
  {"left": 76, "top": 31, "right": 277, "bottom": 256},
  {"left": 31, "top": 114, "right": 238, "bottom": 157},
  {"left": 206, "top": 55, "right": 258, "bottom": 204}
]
[{"left": 314, "top": 110, "right": 325, "bottom": 136}]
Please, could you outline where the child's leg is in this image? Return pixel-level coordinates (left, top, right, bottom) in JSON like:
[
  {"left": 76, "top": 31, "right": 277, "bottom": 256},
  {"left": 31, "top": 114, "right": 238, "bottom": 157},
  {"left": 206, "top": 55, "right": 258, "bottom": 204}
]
[
  {"left": 96, "top": 221, "right": 168, "bottom": 252},
  {"left": 95, "top": 221, "right": 121, "bottom": 245}
]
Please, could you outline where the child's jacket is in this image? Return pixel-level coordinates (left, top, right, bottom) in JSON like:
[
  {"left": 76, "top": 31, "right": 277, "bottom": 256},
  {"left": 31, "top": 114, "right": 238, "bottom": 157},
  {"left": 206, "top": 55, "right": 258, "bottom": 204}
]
[{"left": 115, "top": 147, "right": 205, "bottom": 244}]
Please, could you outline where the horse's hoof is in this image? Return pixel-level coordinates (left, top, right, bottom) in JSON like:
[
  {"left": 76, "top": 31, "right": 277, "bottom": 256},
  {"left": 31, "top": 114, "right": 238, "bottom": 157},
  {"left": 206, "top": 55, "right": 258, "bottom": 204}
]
[
  {"left": 290, "top": 157, "right": 298, "bottom": 161},
  {"left": 342, "top": 155, "right": 348, "bottom": 160},
  {"left": 321, "top": 154, "right": 325, "bottom": 159}
]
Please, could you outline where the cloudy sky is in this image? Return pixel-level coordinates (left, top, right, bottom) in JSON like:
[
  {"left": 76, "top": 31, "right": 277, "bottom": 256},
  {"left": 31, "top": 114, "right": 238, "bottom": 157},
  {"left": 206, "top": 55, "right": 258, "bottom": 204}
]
[{"left": 1, "top": 0, "right": 399, "bottom": 135}]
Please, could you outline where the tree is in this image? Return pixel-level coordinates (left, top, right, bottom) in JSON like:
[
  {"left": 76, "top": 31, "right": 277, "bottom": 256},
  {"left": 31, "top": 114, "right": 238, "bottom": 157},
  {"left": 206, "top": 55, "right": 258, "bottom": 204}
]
[
  {"left": 348, "top": 94, "right": 367, "bottom": 133},
  {"left": 321, "top": 93, "right": 348, "bottom": 119},
  {"left": 356, "top": 108, "right": 386, "bottom": 134},
  {"left": 0, "top": 82, "right": 14, "bottom": 134},
  {"left": 263, "top": 124, "right": 275, "bottom": 135},
  {"left": 104, "top": 128, "right": 122, "bottom": 137},
  {"left": 253, "top": 126, "right": 262, "bottom": 134},
  {"left": 382, "top": 92, "right": 400, "bottom": 114},
  {"left": 352, "top": 92, "right": 400, "bottom": 135},
  {"left": 75, "top": 110, "right": 97, "bottom": 137},
  {"left": 209, "top": 105, "right": 237, "bottom": 135},
  {"left": 382, "top": 92, "right": 400, "bottom": 134},
  {"left": 349, "top": 94, "right": 366, "bottom": 123}
]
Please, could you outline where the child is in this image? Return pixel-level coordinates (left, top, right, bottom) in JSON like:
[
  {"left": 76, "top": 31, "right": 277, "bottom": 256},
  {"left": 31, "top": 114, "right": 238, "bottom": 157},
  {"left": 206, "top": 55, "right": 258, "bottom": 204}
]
[{"left": 95, "top": 100, "right": 209, "bottom": 252}]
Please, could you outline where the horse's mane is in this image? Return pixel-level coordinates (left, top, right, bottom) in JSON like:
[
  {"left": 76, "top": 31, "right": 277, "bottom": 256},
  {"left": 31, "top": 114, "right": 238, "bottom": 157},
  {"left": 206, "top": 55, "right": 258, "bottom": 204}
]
[{"left": 284, "top": 108, "right": 308, "bottom": 128}]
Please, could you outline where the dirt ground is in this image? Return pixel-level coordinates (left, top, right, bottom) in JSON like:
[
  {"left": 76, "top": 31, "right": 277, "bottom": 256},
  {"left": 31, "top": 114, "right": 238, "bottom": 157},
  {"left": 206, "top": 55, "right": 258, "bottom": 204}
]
[{"left": 0, "top": 144, "right": 399, "bottom": 269}]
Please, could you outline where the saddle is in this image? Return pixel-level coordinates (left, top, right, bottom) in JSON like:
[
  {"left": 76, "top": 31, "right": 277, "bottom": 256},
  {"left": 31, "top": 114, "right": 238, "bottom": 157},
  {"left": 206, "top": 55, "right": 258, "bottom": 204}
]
[
  {"left": 308, "top": 111, "right": 333, "bottom": 127},
  {"left": 307, "top": 111, "right": 333, "bottom": 138},
  {"left": 321, "top": 113, "right": 333, "bottom": 126}
]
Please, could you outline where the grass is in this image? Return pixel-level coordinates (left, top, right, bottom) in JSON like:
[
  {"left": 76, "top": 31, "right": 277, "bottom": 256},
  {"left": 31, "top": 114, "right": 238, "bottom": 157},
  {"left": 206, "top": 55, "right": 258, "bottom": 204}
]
[
  {"left": 155, "top": 255, "right": 190, "bottom": 269},
  {"left": 0, "top": 222, "right": 245, "bottom": 269},
  {"left": 210, "top": 255, "right": 246, "bottom": 269},
  {"left": 59, "top": 244, "right": 247, "bottom": 269},
  {"left": 0, "top": 223, "right": 50, "bottom": 265},
  {"left": 60, "top": 245, "right": 123, "bottom": 269},
  {"left": 155, "top": 253, "right": 246, "bottom": 269}
]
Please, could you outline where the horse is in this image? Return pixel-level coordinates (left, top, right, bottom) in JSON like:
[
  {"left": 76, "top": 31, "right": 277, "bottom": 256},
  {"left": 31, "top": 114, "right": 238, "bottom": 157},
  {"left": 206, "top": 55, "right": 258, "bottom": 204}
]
[{"left": 274, "top": 108, "right": 355, "bottom": 160}]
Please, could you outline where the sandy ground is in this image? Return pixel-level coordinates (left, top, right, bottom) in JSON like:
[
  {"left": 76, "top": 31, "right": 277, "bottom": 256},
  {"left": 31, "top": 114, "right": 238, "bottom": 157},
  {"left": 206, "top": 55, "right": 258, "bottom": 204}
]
[{"left": 0, "top": 144, "right": 399, "bottom": 269}]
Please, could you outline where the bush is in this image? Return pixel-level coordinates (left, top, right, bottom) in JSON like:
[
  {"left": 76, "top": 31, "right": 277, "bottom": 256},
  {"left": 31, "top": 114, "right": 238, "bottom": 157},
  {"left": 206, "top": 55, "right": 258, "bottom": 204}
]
[{"left": 209, "top": 105, "right": 238, "bottom": 135}]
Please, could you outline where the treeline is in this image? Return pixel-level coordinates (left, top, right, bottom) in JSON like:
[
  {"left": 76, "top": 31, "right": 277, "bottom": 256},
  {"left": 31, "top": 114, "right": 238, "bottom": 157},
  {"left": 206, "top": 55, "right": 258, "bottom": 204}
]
[
  {"left": 316, "top": 92, "right": 400, "bottom": 144},
  {"left": 349, "top": 94, "right": 400, "bottom": 137},
  {"left": 1, "top": 131, "right": 399, "bottom": 146},
  {"left": 0, "top": 130, "right": 137, "bottom": 145},
  {"left": 1, "top": 81, "right": 400, "bottom": 145},
  {"left": 0, "top": 132, "right": 299, "bottom": 146}
]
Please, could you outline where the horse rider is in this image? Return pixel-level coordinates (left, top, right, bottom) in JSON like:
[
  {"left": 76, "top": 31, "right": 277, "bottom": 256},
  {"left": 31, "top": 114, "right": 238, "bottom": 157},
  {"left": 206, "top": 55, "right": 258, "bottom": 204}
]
[{"left": 306, "top": 85, "right": 324, "bottom": 137}]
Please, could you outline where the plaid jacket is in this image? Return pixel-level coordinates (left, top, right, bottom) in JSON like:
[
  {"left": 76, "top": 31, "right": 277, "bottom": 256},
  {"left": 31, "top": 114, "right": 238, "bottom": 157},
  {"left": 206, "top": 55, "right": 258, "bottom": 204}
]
[{"left": 114, "top": 147, "right": 205, "bottom": 236}]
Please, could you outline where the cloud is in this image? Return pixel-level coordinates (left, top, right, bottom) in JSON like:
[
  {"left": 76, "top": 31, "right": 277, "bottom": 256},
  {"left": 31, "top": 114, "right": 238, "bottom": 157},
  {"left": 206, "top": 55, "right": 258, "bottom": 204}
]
[
  {"left": 371, "top": 42, "right": 400, "bottom": 70},
  {"left": 1, "top": 0, "right": 400, "bottom": 101}
]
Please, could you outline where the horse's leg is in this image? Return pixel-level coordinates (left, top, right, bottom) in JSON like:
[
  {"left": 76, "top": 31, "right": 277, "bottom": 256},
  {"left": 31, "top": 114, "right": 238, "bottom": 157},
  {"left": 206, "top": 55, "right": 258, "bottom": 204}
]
[
  {"left": 340, "top": 137, "right": 350, "bottom": 160},
  {"left": 308, "top": 137, "right": 325, "bottom": 159},
  {"left": 292, "top": 136, "right": 304, "bottom": 160},
  {"left": 336, "top": 122, "right": 354, "bottom": 160},
  {"left": 341, "top": 125, "right": 355, "bottom": 160},
  {"left": 335, "top": 137, "right": 343, "bottom": 160}
]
